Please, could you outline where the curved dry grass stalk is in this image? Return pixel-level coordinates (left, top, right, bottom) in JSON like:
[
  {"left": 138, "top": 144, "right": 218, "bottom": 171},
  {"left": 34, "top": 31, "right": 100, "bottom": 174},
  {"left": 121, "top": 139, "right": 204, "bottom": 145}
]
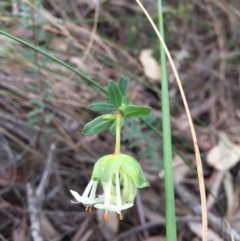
[
  {"left": 79, "top": 0, "right": 100, "bottom": 65},
  {"left": 69, "top": 0, "right": 100, "bottom": 81},
  {"left": 134, "top": 0, "right": 208, "bottom": 240}
]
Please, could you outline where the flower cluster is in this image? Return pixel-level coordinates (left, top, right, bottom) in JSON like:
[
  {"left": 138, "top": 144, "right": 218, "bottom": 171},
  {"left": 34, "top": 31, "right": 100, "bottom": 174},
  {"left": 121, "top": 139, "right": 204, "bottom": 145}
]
[{"left": 70, "top": 154, "right": 149, "bottom": 220}]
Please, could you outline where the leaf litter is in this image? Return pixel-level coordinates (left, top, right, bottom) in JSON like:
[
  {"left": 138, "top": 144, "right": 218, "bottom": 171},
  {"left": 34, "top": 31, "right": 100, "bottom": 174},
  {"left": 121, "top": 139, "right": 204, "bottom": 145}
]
[{"left": 1, "top": 0, "right": 240, "bottom": 240}]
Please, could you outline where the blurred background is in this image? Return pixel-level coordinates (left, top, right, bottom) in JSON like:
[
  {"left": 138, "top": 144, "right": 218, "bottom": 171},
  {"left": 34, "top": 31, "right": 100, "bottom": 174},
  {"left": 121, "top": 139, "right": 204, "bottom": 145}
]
[{"left": 1, "top": 0, "right": 240, "bottom": 240}]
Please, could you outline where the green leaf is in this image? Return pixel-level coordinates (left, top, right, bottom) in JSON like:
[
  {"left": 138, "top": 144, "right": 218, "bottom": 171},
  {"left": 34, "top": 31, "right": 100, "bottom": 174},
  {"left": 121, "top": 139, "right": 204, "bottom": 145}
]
[
  {"left": 28, "top": 108, "right": 43, "bottom": 117},
  {"left": 124, "top": 105, "right": 151, "bottom": 117},
  {"left": 46, "top": 94, "right": 53, "bottom": 102},
  {"left": 119, "top": 106, "right": 125, "bottom": 116},
  {"left": 122, "top": 96, "right": 127, "bottom": 106},
  {"left": 118, "top": 76, "right": 129, "bottom": 97},
  {"left": 41, "top": 131, "right": 48, "bottom": 144},
  {"left": 89, "top": 101, "right": 116, "bottom": 113},
  {"left": 108, "top": 80, "right": 122, "bottom": 108},
  {"left": 110, "top": 121, "right": 116, "bottom": 135},
  {"left": 44, "top": 112, "right": 55, "bottom": 124},
  {"left": 28, "top": 98, "right": 44, "bottom": 108},
  {"left": 27, "top": 86, "right": 42, "bottom": 93},
  {"left": 42, "top": 127, "right": 57, "bottom": 133},
  {"left": 102, "top": 114, "right": 116, "bottom": 120},
  {"left": 28, "top": 116, "right": 44, "bottom": 124},
  {"left": 92, "top": 154, "right": 122, "bottom": 182},
  {"left": 82, "top": 115, "right": 114, "bottom": 136},
  {"left": 121, "top": 154, "right": 149, "bottom": 188},
  {"left": 92, "top": 154, "right": 149, "bottom": 188}
]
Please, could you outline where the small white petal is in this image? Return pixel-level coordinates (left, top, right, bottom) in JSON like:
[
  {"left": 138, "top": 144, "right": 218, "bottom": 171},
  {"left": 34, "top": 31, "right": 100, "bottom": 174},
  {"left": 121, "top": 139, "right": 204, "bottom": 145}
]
[
  {"left": 83, "top": 196, "right": 105, "bottom": 205},
  {"left": 70, "top": 185, "right": 104, "bottom": 206},
  {"left": 89, "top": 181, "right": 98, "bottom": 199},
  {"left": 70, "top": 190, "right": 83, "bottom": 202},
  {"left": 104, "top": 179, "right": 112, "bottom": 206},
  {"left": 94, "top": 202, "right": 134, "bottom": 214},
  {"left": 94, "top": 204, "right": 106, "bottom": 209},
  {"left": 94, "top": 204, "right": 120, "bottom": 214},
  {"left": 122, "top": 203, "right": 134, "bottom": 210},
  {"left": 82, "top": 180, "right": 94, "bottom": 199}
]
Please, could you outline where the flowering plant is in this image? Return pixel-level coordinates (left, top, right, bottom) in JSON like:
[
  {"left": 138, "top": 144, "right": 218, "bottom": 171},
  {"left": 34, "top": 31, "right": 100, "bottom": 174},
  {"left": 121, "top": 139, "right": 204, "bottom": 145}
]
[{"left": 70, "top": 77, "right": 151, "bottom": 220}]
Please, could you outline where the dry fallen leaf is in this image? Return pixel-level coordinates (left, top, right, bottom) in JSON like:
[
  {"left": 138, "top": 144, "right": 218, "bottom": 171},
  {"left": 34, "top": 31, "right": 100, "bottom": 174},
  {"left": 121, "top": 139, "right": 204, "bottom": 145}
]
[
  {"left": 139, "top": 49, "right": 161, "bottom": 81},
  {"left": 159, "top": 155, "right": 189, "bottom": 183},
  {"left": 188, "top": 222, "right": 223, "bottom": 241},
  {"left": 206, "top": 132, "right": 240, "bottom": 172},
  {"left": 173, "top": 155, "right": 189, "bottom": 183},
  {"left": 207, "top": 133, "right": 240, "bottom": 215},
  {"left": 70, "top": 57, "right": 83, "bottom": 68},
  {"left": 49, "top": 39, "right": 68, "bottom": 52}
]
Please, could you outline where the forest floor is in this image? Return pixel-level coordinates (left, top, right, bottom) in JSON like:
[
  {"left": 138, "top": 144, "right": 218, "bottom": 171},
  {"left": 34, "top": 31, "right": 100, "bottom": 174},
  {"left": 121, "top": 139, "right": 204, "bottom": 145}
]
[{"left": 0, "top": 0, "right": 240, "bottom": 240}]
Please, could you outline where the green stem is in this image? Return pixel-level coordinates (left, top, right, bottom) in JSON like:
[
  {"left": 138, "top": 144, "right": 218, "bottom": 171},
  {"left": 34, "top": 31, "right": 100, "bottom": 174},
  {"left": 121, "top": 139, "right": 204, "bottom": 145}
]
[
  {"left": 115, "top": 114, "right": 122, "bottom": 154},
  {"left": 157, "top": 0, "right": 177, "bottom": 240}
]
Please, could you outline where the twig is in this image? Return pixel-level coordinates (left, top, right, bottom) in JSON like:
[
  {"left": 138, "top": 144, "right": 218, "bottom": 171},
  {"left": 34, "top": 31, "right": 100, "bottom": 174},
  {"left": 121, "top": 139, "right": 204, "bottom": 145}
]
[
  {"left": 174, "top": 182, "right": 240, "bottom": 241},
  {"left": 27, "top": 183, "right": 43, "bottom": 241},
  {"left": 36, "top": 143, "right": 56, "bottom": 200},
  {"left": 27, "top": 143, "right": 56, "bottom": 241}
]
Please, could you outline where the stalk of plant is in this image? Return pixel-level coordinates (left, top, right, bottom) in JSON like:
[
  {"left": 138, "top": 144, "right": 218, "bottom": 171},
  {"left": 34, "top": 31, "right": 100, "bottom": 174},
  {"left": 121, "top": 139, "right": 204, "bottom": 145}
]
[
  {"left": 114, "top": 112, "right": 122, "bottom": 154},
  {"left": 135, "top": 0, "right": 208, "bottom": 240},
  {"left": 156, "top": 0, "right": 177, "bottom": 240},
  {"left": 71, "top": 78, "right": 151, "bottom": 220}
]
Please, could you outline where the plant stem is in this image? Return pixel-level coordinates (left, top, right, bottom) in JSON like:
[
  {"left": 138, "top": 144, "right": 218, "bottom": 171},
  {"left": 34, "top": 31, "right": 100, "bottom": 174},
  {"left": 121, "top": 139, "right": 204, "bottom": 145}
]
[
  {"left": 157, "top": 0, "right": 177, "bottom": 240},
  {"left": 115, "top": 113, "right": 122, "bottom": 154}
]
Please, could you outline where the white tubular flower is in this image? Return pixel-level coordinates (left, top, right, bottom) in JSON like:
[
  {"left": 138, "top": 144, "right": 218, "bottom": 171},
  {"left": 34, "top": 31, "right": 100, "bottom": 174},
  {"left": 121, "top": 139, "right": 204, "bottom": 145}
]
[
  {"left": 70, "top": 180, "right": 104, "bottom": 211},
  {"left": 92, "top": 154, "right": 149, "bottom": 220},
  {"left": 94, "top": 170, "right": 134, "bottom": 220}
]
